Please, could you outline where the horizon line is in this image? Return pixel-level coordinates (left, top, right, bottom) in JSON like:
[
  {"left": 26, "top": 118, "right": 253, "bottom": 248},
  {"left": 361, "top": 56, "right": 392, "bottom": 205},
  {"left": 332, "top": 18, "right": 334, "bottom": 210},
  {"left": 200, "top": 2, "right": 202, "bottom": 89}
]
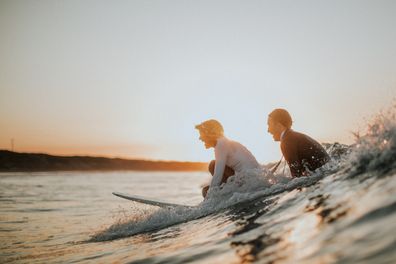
[{"left": 0, "top": 149, "right": 209, "bottom": 164}]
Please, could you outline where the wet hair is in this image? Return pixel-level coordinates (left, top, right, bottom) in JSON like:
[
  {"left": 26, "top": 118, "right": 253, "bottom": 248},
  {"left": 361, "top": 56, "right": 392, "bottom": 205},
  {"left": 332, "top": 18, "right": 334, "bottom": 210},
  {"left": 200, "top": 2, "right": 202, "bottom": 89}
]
[
  {"left": 195, "top": 119, "right": 224, "bottom": 138},
  {"left": 269, "top": 108, "right": 293, "bottom": 129}
]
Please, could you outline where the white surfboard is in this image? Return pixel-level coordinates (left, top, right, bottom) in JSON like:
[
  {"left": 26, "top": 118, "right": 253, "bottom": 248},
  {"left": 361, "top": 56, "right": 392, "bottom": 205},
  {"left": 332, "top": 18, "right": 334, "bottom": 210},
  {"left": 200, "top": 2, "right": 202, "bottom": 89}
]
[{"left": 112, "top": 192, "right": 196, "bottom": 209}]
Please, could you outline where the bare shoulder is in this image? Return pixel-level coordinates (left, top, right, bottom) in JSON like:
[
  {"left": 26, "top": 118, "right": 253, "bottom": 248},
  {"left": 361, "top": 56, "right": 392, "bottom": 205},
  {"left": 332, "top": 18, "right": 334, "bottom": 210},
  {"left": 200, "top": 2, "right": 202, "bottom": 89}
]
[{"left": 215, "top": 137, "right": 229, "bottom": 151}]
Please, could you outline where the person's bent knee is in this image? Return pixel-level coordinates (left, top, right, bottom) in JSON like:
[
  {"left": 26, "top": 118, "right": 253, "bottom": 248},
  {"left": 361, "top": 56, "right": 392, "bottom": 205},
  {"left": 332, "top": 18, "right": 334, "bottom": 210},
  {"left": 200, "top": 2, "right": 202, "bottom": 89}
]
[
  {"left": 202, "top": 186, "right": 209, "bottom": 198},
  {"left": 208, "top": 160, "right": 216, "bottom": 175}
]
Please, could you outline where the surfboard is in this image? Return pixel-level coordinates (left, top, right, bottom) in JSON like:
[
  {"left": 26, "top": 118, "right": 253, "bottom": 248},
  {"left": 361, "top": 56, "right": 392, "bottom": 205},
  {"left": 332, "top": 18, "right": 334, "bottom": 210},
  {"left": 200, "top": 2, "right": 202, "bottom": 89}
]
[{"left": 112, "top": 192, "right": 196, "bottom": 209}]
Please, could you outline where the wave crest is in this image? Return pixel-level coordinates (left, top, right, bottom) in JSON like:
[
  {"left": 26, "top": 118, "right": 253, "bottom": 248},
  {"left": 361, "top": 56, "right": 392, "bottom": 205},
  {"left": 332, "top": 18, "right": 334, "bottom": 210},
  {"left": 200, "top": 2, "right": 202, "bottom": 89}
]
[{"left": 348, "top": 105, "right": 396, "bottom": 178}]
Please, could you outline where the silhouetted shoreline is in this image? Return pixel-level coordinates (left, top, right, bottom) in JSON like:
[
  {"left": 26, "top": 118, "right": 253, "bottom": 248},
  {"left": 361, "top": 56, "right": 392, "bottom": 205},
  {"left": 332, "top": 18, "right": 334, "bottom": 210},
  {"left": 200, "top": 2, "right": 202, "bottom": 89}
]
[{"left": 0, "top": 150, "right": 208, "bottom": 172}]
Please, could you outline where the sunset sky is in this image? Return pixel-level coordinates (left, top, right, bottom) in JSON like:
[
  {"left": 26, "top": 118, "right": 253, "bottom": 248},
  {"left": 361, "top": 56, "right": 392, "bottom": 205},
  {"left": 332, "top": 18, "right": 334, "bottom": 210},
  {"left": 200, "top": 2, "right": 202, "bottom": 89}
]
[{"left": 1, "top": 0, "right": 395, "bottom": 163}]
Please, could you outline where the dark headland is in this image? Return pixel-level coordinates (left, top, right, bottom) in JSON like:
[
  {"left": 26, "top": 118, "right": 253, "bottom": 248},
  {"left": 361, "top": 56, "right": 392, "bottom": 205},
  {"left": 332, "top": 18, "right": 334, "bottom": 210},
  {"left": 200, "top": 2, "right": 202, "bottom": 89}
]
[{"left": 0, "top": 150, "right": 208, "bottom": 172}]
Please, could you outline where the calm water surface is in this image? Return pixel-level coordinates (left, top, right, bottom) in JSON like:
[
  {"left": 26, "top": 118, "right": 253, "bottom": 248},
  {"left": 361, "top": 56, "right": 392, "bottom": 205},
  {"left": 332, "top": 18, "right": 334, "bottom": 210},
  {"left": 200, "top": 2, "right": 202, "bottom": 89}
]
[{"left": 0, "top": 172, "right": 207, "bottom": 263}]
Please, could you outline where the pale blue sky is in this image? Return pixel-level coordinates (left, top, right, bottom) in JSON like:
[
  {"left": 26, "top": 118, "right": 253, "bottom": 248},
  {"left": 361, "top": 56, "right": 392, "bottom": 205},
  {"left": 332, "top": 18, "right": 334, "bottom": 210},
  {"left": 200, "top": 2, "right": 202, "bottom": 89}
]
[{"left": 1, "top": 0, "right": 395, "bottom": 162}]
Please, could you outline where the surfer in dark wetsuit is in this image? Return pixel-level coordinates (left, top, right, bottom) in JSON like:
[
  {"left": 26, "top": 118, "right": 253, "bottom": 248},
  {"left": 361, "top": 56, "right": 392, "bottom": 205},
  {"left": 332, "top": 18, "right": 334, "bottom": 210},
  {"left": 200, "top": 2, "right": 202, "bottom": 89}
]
[{"left": 267, "top": 109, "right": 330, "bottom": 177}]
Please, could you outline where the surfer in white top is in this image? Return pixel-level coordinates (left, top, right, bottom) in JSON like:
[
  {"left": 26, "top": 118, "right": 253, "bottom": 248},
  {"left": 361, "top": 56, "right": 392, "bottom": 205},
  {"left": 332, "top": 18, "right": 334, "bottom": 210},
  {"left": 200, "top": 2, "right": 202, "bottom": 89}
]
[{"left": 195, "top": 119, "right": 261, "bottom": 198}]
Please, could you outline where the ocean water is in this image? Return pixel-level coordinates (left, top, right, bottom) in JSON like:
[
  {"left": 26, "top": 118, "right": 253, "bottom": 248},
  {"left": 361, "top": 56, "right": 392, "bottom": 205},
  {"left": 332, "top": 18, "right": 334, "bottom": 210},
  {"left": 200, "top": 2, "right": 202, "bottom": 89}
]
[{"left": 1, "top": 109, "right": 396, "bottom": 263}]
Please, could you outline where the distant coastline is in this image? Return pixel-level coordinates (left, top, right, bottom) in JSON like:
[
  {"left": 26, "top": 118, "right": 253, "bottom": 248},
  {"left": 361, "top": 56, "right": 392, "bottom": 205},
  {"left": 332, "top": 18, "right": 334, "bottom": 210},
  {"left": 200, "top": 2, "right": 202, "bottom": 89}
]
[{"left": 0, "top": 150, "right": 208, "bottom": 172}]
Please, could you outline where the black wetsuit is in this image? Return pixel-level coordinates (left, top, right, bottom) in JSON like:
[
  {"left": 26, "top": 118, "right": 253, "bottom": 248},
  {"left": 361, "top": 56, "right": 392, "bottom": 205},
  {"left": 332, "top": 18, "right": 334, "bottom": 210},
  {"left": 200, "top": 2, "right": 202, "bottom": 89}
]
[{"left": 281, "top": 129, "right": 330, "bottom": 177}]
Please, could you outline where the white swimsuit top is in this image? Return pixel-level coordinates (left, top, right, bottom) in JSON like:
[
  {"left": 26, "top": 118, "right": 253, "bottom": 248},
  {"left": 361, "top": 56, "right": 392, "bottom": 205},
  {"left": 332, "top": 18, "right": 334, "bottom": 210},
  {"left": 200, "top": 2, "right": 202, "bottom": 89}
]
[{"left": 210, "top": 136, "right": 260, "bottom": 188}]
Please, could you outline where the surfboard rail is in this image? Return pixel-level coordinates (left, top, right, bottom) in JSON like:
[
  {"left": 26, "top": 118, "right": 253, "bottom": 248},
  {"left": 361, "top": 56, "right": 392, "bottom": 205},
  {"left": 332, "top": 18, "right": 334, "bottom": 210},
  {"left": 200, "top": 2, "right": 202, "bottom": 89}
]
[{"left": 112, "top": 192, "right": 196, "bottom": 209}]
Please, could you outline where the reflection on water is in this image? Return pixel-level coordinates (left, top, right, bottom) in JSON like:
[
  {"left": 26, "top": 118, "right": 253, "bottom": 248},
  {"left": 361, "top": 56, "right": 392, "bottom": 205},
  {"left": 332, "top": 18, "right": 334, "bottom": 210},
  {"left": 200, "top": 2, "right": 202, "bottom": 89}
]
[
  {"left": 1, "top": 165, "right": 396, "bottom": 263},
  {"left": 224, "top": 169, "right": 396, "bottom": 264},
  {"left": 0, "top": 172, "right": 206, "bottom": 263},
  {"left": 285, "top": 213, "right": 322, "bottom": 261}
]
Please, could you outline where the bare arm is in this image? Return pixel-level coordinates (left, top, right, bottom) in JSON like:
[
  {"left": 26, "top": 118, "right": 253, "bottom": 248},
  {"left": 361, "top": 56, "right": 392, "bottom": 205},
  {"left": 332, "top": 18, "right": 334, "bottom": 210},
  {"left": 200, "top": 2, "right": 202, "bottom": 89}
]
[{"left": 209, "top": 139, "right": 227, "bottom": 188}]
